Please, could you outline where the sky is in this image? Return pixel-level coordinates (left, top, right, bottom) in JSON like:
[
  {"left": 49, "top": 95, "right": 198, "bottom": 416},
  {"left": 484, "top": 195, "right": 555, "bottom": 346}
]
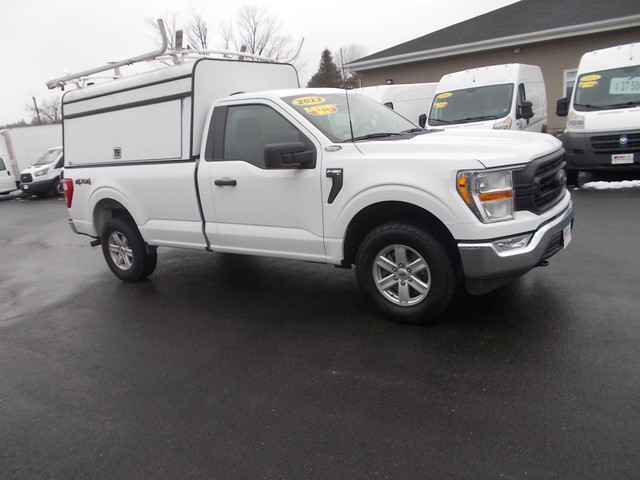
[{"left": 0, "top": 0, "right": 521, "bottom": 126}]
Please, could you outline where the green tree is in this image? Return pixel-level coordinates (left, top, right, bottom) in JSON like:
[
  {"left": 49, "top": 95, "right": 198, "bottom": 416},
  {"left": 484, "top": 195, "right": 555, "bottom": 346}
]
[{"left": 307, "top": 49, "right": 343, "bottom": 88}]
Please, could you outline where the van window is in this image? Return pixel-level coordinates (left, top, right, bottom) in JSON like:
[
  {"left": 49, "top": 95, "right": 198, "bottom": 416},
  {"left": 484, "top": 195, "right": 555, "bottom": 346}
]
[
  {"left": 429, "top": 84, "right": 514, "bottom": 125},
  {"left": 34, "top": 148, "right": 63, "bottom": 166},
  {"left": 0, "top": 157, "right": 6, "bottom": 171},
  {"left": 222, "top": 104, "right": 314, "bottom": 168},
  {"left": 573, "top": 65, "right": 640, "bottom": 111}
]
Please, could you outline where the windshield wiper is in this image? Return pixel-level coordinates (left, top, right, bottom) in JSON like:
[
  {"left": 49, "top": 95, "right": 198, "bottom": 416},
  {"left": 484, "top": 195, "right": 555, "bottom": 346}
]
[
  {"left": 349, "top": 132, "right": 403, "bottom": 142},
  {"left": 400, "top": 127, "right": 427, "bottom": 134},
  {"left": 458, "top": 115, "right": 498, "bottom": 123},
  {"left": 605, "top": 101, "right": 640, "bottom": 109}
]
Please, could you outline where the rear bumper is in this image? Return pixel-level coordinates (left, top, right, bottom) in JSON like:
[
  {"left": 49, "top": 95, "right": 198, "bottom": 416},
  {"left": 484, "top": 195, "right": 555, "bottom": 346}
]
[{"left": 458, "top": 200, "right": 574, "bottom": 295}]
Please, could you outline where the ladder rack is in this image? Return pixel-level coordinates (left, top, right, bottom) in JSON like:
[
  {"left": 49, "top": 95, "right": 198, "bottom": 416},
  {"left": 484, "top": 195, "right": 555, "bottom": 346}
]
[{"left": 46, "top": 19, "right": 285, "bottom": 90}]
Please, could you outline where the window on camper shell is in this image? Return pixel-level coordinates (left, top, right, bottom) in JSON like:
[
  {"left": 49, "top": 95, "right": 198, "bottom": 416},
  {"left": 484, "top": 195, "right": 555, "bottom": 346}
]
[{"left": 222, "top": 104, "right": 313, "bottom": 168}]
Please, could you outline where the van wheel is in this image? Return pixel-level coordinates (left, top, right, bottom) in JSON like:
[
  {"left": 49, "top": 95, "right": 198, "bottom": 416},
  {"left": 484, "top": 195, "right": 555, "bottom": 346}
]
[
  {"left": 356, "top": 222, "right": 456, "bottom": 324},
  {"left": 52, "top": 178, "right": 64, "bottom": 196},
  {"left": 101, "top": 217, "right": 157, "bottom": 282}
]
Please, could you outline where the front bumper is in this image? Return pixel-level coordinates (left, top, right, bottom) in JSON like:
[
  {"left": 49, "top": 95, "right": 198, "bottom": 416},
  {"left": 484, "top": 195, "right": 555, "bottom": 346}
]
[
  {"left": 562, "top": 130, "right": 640, "bottom": 172},
  {"left": 458, "top": 200, "right": 574, "bottom": 295},
  {"left": 20, "top": 178, "right": 55, "bottom": 195}
]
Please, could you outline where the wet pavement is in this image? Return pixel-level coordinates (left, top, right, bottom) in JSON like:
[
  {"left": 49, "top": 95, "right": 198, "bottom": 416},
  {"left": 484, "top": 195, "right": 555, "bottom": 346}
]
[{"left": 1, "top": 185, "right": 639, "bottom": 479}]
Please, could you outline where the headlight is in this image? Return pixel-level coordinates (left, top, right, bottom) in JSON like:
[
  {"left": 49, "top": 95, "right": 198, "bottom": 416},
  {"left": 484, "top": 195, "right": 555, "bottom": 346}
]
[
  {"left": 568, "top": 113, "right": 584, "bottom": 129},
  {"left": 34, "top": 168, "right": 50, "bottom": 177},
  {"left": 457, "top": 169, "right": 515, "bottom": 223},
  {"left": 493, "top": 117, "right": 512, "bottom": 130}
]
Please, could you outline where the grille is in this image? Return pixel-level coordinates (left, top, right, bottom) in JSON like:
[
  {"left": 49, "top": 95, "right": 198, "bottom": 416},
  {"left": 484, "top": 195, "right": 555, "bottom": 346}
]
[
  {"left": 591, "top": 133, "right": 640, "bottom": 155},
  {"left": 514, "top": 150, "right": 567, "bottom": 214},
  {"left": 20, "top": 173, "right": 33, "bottom": 183}
]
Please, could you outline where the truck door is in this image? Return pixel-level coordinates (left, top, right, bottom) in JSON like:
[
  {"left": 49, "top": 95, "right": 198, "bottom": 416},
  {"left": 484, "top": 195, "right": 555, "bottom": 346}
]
[
  {"left": 0, "top": 157, "right": 16, "bottom": 193},
  {"left": 198, "top": 102, "right": 325, "bottom": 261}
]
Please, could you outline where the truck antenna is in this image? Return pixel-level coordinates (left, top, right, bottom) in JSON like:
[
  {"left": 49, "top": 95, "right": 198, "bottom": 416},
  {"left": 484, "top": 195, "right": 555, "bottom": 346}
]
[{"left": 341, "top": 49, "right": 355, "bottom": 142}]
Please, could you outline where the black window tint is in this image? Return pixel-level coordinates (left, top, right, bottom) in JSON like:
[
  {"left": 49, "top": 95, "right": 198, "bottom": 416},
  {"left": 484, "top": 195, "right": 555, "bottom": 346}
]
[{"left": 223, "top": 104, "right": 312, "bottom": 168}]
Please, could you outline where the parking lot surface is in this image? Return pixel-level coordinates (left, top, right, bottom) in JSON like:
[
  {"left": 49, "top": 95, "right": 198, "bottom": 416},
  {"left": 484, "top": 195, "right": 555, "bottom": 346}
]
[{"left": 1, "top": 184, "right": 639, "bottom": 479}]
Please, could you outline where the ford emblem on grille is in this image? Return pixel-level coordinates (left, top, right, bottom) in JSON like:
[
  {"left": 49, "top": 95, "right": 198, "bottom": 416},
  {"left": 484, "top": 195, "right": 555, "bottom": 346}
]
[
  {"left": 620, "top": 135, "right": 628, "bottom": 146},
  {"left": 556, "top": 169, "right": 567, "bottom": 186}
]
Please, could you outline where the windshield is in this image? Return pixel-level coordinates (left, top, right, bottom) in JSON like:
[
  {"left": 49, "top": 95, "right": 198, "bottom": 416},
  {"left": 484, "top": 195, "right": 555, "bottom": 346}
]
[
  {"left": 428, "top": 83, "right": 514, "bottom": 125},
  {"left": 283, "top": 92, "right": 418, "bottom": 142},
  {"left": 34, "top": 148, "right": 62, "bottom": 166},
  {"left": 573, "top": 65, "right": 640, "bottom": 111}
]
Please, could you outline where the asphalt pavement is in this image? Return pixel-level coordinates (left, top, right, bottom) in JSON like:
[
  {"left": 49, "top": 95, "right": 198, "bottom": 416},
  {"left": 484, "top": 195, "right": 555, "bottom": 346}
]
[{"left": 1, "top": 186, "right": 638, "bottom": 479}]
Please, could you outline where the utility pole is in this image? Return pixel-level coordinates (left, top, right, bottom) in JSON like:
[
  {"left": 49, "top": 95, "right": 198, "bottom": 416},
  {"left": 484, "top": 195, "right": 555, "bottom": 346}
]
[{"left": 31, "top": 96, "right": 42, "bottom": 125}]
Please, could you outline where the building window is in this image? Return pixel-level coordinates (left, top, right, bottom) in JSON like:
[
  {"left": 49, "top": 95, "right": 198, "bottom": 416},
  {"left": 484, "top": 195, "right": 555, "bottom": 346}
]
[{"left": 563, "top": 68, "right": 577, "bottom": 98}]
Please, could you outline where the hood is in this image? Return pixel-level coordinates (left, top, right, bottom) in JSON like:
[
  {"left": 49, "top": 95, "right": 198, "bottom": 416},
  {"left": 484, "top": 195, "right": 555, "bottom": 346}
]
[
  {"left": 354, "top": 129, "right": 562, "bottom": 169},
  {"left": 581, "top": 106, "right": 640, "bottom": 132}
]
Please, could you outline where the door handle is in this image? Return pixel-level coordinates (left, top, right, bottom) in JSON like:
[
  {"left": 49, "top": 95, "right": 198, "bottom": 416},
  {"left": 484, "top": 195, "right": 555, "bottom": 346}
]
[{"left": 214, "top": 178, "right": 237, "bottom": 187}]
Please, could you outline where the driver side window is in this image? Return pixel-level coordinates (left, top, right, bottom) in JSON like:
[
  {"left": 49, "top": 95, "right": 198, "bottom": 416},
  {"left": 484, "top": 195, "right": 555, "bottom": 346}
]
[{"left": 223, "top": 104, "right": 313, "bottom": 168}]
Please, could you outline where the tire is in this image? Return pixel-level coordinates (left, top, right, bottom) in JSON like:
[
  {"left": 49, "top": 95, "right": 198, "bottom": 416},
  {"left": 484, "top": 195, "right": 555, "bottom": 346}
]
[
  {"left": 566, "top": 170, "right": 580, "bottom": 187},
  {"left": 356, "top": 222, "right": 457, "bottom": 324},
  {"left": 101, "top": 217, "right": 157, "bottom": 282},
  {"left": 52, "top": 178, "right": 64, "bottom": 196}
]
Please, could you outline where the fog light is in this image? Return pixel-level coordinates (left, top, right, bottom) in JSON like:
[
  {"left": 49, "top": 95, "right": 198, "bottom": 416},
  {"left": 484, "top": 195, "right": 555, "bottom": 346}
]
[{"left": 492, "top": 233, "right": 532, "bottom": 252}]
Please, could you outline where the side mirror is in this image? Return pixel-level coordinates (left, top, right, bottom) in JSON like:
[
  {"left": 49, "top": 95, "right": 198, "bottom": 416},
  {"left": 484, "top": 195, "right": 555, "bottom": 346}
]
[
  {"left": 264, "top": 142, "right": 316, "bottom": 169},
  {"left": 517, "top": 101, "right": 534, "bottom": 120},
  {"left": 418, "top": 113, "right": 427, "bottom": 128},
  {"left": 556, "top": 97, "right": 569, "bottom": 117}
]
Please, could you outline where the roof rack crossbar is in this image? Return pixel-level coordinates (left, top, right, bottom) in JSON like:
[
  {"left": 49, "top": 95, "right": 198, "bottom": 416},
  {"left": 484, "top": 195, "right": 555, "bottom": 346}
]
[{"left": 46, "top": 19, "right": 169, "bottom": 90}]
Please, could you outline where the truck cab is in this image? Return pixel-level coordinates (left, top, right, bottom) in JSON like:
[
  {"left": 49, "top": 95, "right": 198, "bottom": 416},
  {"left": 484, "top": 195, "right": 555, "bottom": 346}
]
[{"left": 0, "top": 155, "right": 16, "bottom": 194}]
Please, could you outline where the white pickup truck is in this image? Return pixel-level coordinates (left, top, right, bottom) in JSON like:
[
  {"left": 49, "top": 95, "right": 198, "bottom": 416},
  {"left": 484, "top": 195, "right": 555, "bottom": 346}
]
[{"left": 50, "top": 43, "right": 573, "bottom": 324}]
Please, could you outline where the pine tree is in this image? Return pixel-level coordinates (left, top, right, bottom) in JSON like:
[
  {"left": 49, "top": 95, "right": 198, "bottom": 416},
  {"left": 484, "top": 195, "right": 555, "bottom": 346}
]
[{"left": 307, "top": 49, "right": 344, "bottom": 88}]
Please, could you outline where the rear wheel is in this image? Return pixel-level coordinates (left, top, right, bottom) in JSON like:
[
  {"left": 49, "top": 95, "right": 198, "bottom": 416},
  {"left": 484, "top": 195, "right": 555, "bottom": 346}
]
[
  {"left": 101, "top": 217, "right": 157, "bottom": 282},
  {"left": 356, "top": 222, "right": 457, "bottom": 324}
]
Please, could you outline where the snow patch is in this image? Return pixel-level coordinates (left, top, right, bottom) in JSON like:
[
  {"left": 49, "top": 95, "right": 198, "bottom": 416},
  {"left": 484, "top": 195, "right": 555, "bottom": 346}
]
[{"left": 580, "top": 180, "right": 640, "bottom": 190}]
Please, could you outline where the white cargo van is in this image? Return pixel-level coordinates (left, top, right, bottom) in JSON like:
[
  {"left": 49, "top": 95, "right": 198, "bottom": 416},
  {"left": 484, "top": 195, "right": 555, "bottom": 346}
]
[
  {"left": 355, "top": 83, "right": 438, "bottom": 126},
  {"left": 428, "top": 64, "right": 547, "bottom": 132},
  {"left": 19, "top": 146, "right": 64, "bottom": 196},
  {"left": 556, "top": 42, "right": 640, "bottom": 184}
]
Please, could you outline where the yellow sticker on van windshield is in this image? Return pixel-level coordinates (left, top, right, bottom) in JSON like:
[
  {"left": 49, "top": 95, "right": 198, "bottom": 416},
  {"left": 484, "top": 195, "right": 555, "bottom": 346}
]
[
  {"left": 434, "top": 102, "right": 448, "bottom": 108},
  {"left": 436, "top": 92, "right": 453, "bottom": 99},
  {"left": 578, "top": 81, "right": 598, "bottom": 88},
  {"left": 305, "top": 105, "right": 337, "bottom": 115},
  {"left": 580, "top": 75, "right": 601, "bottom": 82},
  {"left": 293, "top": 96, "right": 325, "bottom": 106}
]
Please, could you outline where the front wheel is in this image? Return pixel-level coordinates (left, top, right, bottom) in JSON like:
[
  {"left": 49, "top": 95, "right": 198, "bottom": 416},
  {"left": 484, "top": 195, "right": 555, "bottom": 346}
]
[
  {"left": 356, "top": 223, "right": 457, "bottom": 324},
  {"left": 101, "top": 217, "right": 157, "bottom": 282}
]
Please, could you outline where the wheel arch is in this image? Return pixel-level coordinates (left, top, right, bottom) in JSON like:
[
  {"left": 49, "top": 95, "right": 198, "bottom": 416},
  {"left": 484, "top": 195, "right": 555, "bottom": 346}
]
[
  {"left": 93, "top": 198, "right": 136, "bottom": 238},
  {"left": 342, "top": 201, "right": 460, "bottom": 267}
]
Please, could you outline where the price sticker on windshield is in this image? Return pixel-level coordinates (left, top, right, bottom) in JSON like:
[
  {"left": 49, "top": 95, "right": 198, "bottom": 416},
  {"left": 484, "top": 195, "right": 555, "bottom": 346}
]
[{"left": 610, "top": 77, "right": 640, "bottom": 94}]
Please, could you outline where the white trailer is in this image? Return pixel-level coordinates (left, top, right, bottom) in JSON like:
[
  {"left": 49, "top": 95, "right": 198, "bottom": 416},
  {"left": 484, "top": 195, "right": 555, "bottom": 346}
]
[{"left": 0, "top": 125, "right": 62, "bottom": 194}]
